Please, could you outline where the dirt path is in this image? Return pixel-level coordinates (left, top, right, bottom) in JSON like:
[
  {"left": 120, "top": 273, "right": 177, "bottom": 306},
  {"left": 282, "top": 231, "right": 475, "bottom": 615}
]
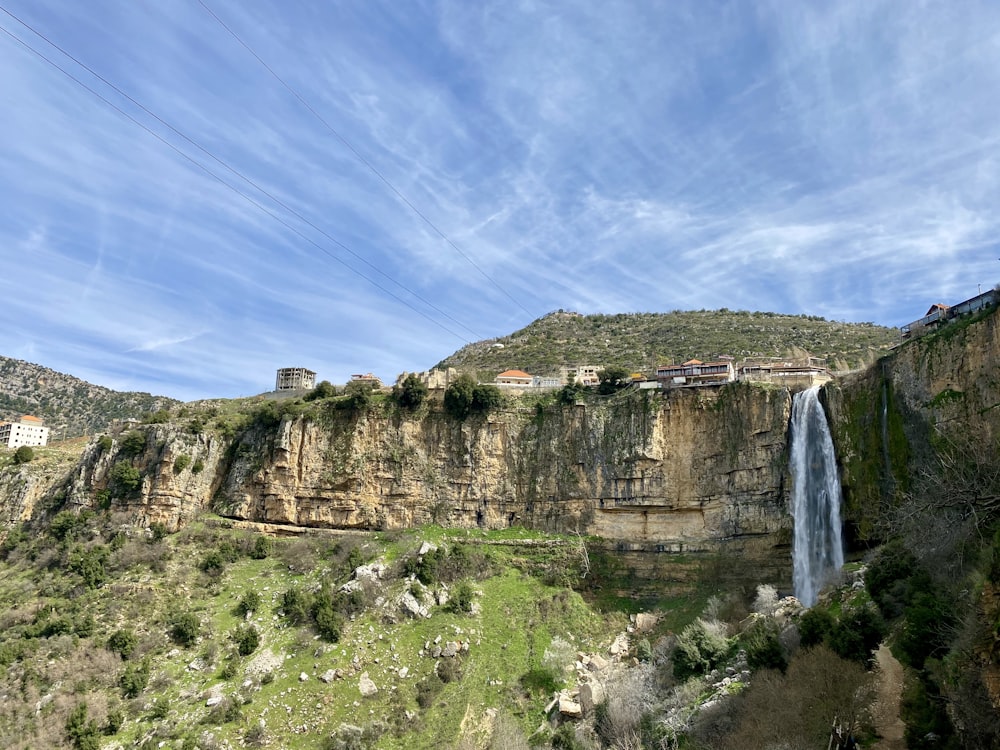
[{"left": 872, "top": 644, "right": 906, "bottom": 750}]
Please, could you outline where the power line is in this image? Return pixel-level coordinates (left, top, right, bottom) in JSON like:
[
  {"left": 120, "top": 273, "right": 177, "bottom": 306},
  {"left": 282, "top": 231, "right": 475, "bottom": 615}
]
[
  {"left": 0, "top": 12, "right": 474, "bottom": 345},
  {"left": 0, "top": 6, "right": 482, "bottom": 343},
  {"left": 196, "top": 0, "right": 535, "bottom": 318}
]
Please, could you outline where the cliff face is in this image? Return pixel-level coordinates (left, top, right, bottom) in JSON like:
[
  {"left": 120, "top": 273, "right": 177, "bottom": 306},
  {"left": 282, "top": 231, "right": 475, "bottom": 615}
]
[
  {"left": 37, "top": 386, "right": 793, "bottom": 562},
  {"left": 825, "top": 308, "right": 1000, "bottom": 541}
]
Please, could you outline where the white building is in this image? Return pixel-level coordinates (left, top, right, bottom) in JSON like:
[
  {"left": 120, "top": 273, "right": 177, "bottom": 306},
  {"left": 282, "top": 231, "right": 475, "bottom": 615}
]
[{"left": 0, "top": 415, "right": 50, "bottom": 449}]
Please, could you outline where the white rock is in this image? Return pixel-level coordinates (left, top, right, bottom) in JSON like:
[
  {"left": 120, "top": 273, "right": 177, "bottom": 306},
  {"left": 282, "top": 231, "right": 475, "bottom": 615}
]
[
  {"left": 299, "top": 672, "right": 309, "bottom": 682},
  {"left": 359, "top": 672, "right": 378, "bottom": 697}
]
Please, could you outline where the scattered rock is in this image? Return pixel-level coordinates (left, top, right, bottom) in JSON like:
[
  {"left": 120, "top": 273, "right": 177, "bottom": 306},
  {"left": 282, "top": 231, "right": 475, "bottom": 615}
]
[
  {"left": 359, "top": 672, "right": 378, "bottom": 697},
  {"left": 398, "top": 667, "right": 408, "bottom": 679},
  {"left": 299, "top": 672, "right": 309, "bottom": 682},
  {"left": 635, "top": 613, "right": 658, "bottom": 633},
  {"left": 418, "top": 541, "right": 438, "bottom": 556},
  {"left": 558, "top": 696, "right": 583, "bottom": 719},
  {"left": 441, "top": 642, "right": 459, "bottom": 658},
  {"left": 588, "top": 654, "right": 609, "bottom": 672},
  {"left": 205, "top": 696, "right": 223, "bottom": 707},
  {"left": 320, "top": 669, "right": 337, "bottom": 684}
]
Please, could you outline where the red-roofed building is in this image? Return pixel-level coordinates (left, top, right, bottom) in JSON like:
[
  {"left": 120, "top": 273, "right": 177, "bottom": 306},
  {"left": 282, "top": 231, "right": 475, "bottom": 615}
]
[{"left": 495, "top": 369, "right": 533, "bottom": 387}]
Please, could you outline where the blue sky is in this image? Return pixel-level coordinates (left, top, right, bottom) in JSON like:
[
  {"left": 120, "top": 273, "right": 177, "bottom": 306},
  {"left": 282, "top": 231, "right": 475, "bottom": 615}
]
[{"left": 2, "top": 1, "right": 999, "bottom": 401}]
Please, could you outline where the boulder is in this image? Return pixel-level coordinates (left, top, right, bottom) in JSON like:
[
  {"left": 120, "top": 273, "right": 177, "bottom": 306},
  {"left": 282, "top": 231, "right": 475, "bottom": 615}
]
[
  {"left": 558, "top": 696, "right": 583, "bottom": 719},
  {"left": 359, "top": 672, "right": 378, "bottom": 697}
]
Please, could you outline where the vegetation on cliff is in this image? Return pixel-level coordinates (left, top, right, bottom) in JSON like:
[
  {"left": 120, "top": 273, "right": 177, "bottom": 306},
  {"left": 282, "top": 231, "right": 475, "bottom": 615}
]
[{"left": 436, "top": 309, "right": 898, "bottom": 379}]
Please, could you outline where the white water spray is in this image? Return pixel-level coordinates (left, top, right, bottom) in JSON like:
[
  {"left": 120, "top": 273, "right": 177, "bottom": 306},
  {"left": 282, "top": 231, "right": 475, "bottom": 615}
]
[{"left": 789, "top": 386, "right": 844, "bottom": 606}]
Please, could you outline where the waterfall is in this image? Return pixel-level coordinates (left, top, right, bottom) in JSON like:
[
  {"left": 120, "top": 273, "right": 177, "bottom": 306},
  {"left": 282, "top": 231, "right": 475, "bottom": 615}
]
[{"left": 789, "top": 386, "right": 844, "bottom": 607}]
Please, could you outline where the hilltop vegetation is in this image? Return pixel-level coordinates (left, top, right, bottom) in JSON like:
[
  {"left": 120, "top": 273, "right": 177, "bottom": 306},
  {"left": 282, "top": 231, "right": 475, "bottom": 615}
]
[
  {"left": 437, "top": 310, "right": 898, "bottom": 379},
  {"left": 0, "top": 356, "right": 179, "bottom": 438}
]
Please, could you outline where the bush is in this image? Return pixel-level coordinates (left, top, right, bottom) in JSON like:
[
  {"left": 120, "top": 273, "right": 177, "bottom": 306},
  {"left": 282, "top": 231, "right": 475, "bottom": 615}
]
[
  {"left": 108, "top": 628, "right": 138, "bottom": 659},
  {"left": 519, "top": 666, "right": 560, "bottom": 694},
  {"left": 312, "top": 601, "right": 344, "bottom": 643},
  {"left": 281, "top": 587, "right": 312, "bottom": 625},
  {"left": 108, "top": 461, "right": 142, "bottom": 498},
  {"left": 672, "top": 618, "right": 731, "bottom": 679},
  {"left": 120, "top": 660, "right": 150, "bottom": 698},
  {"left": 49, "top": 510, "right": 84, "bottom": 541},
  {"left": 97, "top": 435, "right": 113, "bottom": 452},
  {"left": 119, "top": 430, "right": 147, "bottom": 456},
  {"left": 199, "top": 550, "right": 227, "bottom": 576},
  {"left": 741, "top": 617, "right": 788, "bottom": 672},
  {"left": 393, "top": 374, "right": 428, "bottom": 409},
  {"left": 444, "top": 375, "right": 476, "bottom": 419},
  {"left": 69, "top": 545, "right": 109, "bottom": 589},
  {"left": 416, "top": 674, "right": 444, "bottom": 708},
  {"left": 304, "top": 380, "right": 337, "bottom": 401},
  {"left": 149, "top": 696, "right": 170, "bottom": 720},
  {"left": 103, "top": 709, "right": 124, "bottom": 735},
  {"left": 12, "top": 445, "right": 34, "bottom": 464},
  {"left": 471, "top": 383, "right": 503, "bottom": 413},
  {"left": 236, "top": 590, "right": 262, "bottom": 617},
  {"left": 65, "top": 703, "right": 101, "bottom": 750},
  {"left": 447, "top": 581, "right": 475, "bottom": 614},
  {"left": 797, "top": 607, "right": 835, "bottom": 648},
  {"left": 231, "top": 625, "right": 260, "bottom": 656},
  {"left": 169, "top": 610, "right": 200, "bottom": 646},
  {"left": 249, "top": 535, "right": 270, "bottom": 560},
  {"left": 173, "top": 454, "right": 191, "bottom": 473},
  {"left": 191, "top": 458, "right": 205, "bottom": 474}
]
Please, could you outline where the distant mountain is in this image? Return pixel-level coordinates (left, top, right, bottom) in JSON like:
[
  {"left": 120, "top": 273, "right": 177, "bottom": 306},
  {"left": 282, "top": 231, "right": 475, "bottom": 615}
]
[
  {"left": 436, "top": 309, "right": 900, "bottom": 378},
  {"left": 0, "top": 356, "right": 179, "bottom": 439}
]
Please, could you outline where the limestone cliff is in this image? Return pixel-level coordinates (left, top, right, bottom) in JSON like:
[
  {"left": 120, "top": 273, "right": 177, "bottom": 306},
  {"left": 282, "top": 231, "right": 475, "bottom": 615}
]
[{"left": 28, "top": 385, "right": 794, "bottom": 565}]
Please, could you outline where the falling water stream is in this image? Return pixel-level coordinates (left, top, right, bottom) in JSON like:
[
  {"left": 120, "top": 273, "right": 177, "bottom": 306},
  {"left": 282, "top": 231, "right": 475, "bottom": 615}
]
[{"left": 789, "top": 386, "right": 844, "bottom": 606}]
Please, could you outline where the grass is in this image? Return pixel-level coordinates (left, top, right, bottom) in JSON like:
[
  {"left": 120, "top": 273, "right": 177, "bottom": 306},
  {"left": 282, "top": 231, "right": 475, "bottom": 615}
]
[{"left": 0, "top": 518, "right": 637, "bottom": 749}]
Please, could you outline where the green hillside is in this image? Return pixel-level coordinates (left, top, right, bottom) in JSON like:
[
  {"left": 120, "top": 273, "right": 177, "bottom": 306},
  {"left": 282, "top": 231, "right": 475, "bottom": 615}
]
[
  {"left": 0, "top": 356, "right": 179, "bottom": 439},
  {"left": 436, "top": 310, "right": 898, "bottom": 379}
]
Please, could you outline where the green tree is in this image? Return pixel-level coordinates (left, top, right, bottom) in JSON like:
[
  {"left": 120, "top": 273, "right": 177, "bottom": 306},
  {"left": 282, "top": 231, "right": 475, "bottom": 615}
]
[
  {"left": 597, "top": 366, "right": 630, "bottom": 394},
  {"left": 65, "top": 703, "right": 101, "bottom": 750},
  {"left": 120, "top": 660, "right": 150, "bottom": 698},
  {"left": 168, "top": 610, "right": 200, "bottom": 646},
  {"left": 444, "top": 374, "right": 476, "bottom": 419},
  {"left": 12, "top": 445, "right": 34, "bottom": 464},
  {"left": 107, "top": 628, "right": 138, "bottom": 660},
  {"left": 304, "top": 380, "right": 337, "bottom": 401},
  {"left": 231, "top": 625, "right": 260, "bottom": 656},
  {"left": 119, "top": 430, "right": 146, "bottom": 456},
  {"left": 471, "top": 384, "right": 503, "bottom": 414},
  {"left": 394, "top": 374, "right": 428, "bottom": 409},
  {"left": 341, "top": 380, "right": 374, "bottom": 412},
  {"left": 108, "top": 461, "right": 142, "bottom": 498}
]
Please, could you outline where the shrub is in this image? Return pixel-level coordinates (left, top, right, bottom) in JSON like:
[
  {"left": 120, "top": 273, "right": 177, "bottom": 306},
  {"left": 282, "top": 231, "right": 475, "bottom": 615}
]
[
  {"left": 173, "top": 454, "right": 191, "bottom": 473},
  {"left": 120, "top": 660, "right": 150, "bottom": 698},
  {"left": 149, "top": 696, "right": 170, "bottom": 720},
  {"left": 312, "top": 601, "right": 344, "bottom": 643},
  {"left": 519, "top": 666, "right": 560, "bottom": 694},
  {"left": 50, "top": 510, "right": 83, "bottom": 541},
  {"left": 69, "top": 545, "right": 109, "bottom": 589},
  {"left": 249, "top": 535, "right": 270, "bottom": 560},
  {"left": 673, "top": 618, "right": 731, "bottom": 679},
  {"left": 281, "top": 587, "right": 312, "bottom": 625},
  {"left": 438, "top": 655, "right": 463, "bottom": 683},
  {"left": 393, "top": 374, "right": 428, "bottom": 409},
  {"left": 444, "top": 375, "right": 476, "bottom": 419},
  {"left": 741, "top": 617, "right": 788, "bottom": 672},
  {"left": 97, "top": 435, "right": 113, "bottom": 452},
  {"left": 304, "top": 380, "right": 337, "bottom": 401},
  {"left": 108, "top": 461, "right": 142, "bottom": 498},
  {"left": 231, "top": 625, "right": 260, "bottom": 656},
  {"left": 236, "top": 590, "right": 262, "bottom": 617},
  {"left": 169, "top": 610, "right": 200, "bottom": 646},
  {"left": 199, "top": 550, "right": 227, "bottom": 576},
  {"left": 416, "top": 673, "right": 444, "bottom": 708},
  {"left": 447, "top": 581, "right": 475, "bottom": 614},
  {"left": 108, "top": 628, "right": 138, "bottom": 660},
  {"left": 827, "top": 604, "right": 886, "bottom": 665},
  {"left": 119, "top": 430, "right": 147, "bottom": 456},
  {"left": 797, "top": 606, "right": 835, "bottom": 647},
  {"left": 191, "top": 458, "right": 205, "bottom": 474},
  {"left": 471, "top": 383, "right": 503, "bottom": 413},
  {"left": 13, "top": 445, "right": 34, "bottom": 464},
  {"left": 103, "top": 709, "right": 124, "bottom": 735},
  {"left": 65, "top": 703, "right": 101, "bottom": 750}
]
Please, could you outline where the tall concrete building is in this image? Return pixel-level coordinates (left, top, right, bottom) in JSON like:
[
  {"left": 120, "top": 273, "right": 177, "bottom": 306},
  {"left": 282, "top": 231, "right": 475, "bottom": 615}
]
[
  {"left": 0, "top": 415, "right": 50, "bottom": 449},
  {"left": 275, "top": 367, "right": 317, "bottom": 392}
]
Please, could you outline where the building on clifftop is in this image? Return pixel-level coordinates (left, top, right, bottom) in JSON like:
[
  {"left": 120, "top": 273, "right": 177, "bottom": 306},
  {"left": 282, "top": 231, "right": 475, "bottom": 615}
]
[{"left": 275, "top": 367, "right": 317, "bottom": 392}]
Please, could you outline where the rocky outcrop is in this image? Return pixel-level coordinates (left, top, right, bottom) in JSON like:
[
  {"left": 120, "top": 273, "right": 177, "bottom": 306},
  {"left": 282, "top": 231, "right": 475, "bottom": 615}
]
[{"left": 8, "top": 384, "right": 795, "bottom": 562}]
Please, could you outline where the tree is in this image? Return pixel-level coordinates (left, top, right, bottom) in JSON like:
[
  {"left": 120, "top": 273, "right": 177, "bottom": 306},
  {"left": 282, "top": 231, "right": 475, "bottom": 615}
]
[
  {"left": 119, "top": 430, "right": 146, "bottom": 456},
  {"left": 108, "top": 461, "right": 142, "bottom": 498},
  {"left": 304, "top": 380, "right": 337, "bottom": 401},
  {"left": 12, "top": 445, "right": 34, "bottom": 464},
  {"left": 597, "top": 366, "right": 630, "bottom": 394},
  {"left": 471, "top": 384, "right": 503, "bottom": 414},
  {"left": 341, "top": 380, "right": 374, "bottom": 412},
  {"left": 394, "top": 374, "right": 428, "bottom": 409},
  {"left": 444, "top": 375, "right": 476, "bottom": 419},
  {"left": 65, "top": 703, "right": 101, "bottom": 750}
]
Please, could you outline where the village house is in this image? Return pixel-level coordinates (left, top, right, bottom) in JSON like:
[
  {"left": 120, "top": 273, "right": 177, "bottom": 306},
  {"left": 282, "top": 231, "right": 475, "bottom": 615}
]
[
  {"left": 739, "top": 358, "right": 832, "bottom": 389},
  {"left": 0, "top": 415, "right": 50, "bottom": 449},
  {"left": 350, "top": 373, "right": 383, "bottom": 388},
  {"left": 495, "top": 369, "right": 533, "bottom": 387},
  {"left": 558, "top": 365, "right": 601, "bottom": 386}
]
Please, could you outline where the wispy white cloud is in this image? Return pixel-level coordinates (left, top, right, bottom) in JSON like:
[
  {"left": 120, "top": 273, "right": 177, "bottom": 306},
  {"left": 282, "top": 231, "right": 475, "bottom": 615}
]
[{"left": 2, "top": 0, "right": 1000, "bottom": 398}]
